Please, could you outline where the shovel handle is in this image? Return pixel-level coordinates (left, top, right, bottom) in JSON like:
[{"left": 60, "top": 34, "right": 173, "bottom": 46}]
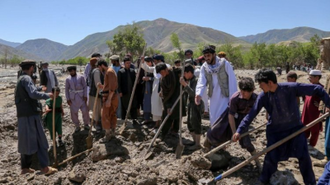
[
  {"left": 58, "top": 148, "right": 94, "bottom": 166},
  {"left": 204, "top": 122, "right": 267, "bottom": 157},
  {"left": 213, "top": 112, "right": 329, "bottom": 181},
  {"left": 52, "top": 88, "right": 57, "bottom": 165},
  {"left": 146, "top": 92, "right": 183, "bottom": 152},
  {"left": 89, "top": 87, "right": 100, "bottom": 137}
]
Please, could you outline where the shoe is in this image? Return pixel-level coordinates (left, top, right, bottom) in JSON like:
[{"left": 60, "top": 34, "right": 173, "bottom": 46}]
[
  {"left": 74, "top": 127, "right": 81, "bottom": 133},
  {"left": 84, "top": 125, "right": 90, "bottom": 130}
]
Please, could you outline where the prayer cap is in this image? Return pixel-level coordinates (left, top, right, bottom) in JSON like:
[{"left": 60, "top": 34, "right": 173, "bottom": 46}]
[
  {"left": 309, "top": 70, "right": 321, "bottom": 76},
  {"left": 110, "top": 55, "right": 120, "bottom": 60}
]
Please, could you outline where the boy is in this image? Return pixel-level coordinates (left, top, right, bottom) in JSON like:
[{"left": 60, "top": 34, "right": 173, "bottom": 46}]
[
  {"left": 301, "top": 70, "right": 323, "bottom": 147},
  {"left": 179, "top": 64, "right": 204, "bottom": 150},
  {"left": 44, "top": 87, "right": 64, "bottom": 146}
]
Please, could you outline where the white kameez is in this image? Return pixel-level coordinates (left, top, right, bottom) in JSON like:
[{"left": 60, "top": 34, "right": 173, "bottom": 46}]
[{"left": 196, "top": 57, "right": 237, "bottom": 126}]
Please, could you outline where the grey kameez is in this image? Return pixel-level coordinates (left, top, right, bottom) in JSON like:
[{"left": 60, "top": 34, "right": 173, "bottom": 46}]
[{"left": 17, "top": 75, "right": 50, "bottom": 155}]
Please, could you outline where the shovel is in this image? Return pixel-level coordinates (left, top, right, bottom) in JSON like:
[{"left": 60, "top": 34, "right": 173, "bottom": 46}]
[
  {"left": 204, "top": 122, "right": 267, "bottom": 158},
  {"left": 175, "top": 62, "right": 185, "bottom": 159},
  {"left": 204, "top": 112, "right": 329, "bottom": 183},
  {"left": 141, "top": 93, "right": 183, "bottom": 158},
  {"left": 52, "top": 88, "right": 58, "bottom": 167},
  {"left": 119, "top": 44, "right": 147, "bottom": 135},
  {"left": 86, "top": 87, "right": 100, "bottom": 149}
]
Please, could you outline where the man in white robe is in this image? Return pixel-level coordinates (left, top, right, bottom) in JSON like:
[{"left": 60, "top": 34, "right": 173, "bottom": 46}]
[
  {"left": 141, "top": 55, "right": 170, "bottom": 130},
  {"left": 195, "top": 45, "right": 237, "bottom": 126}
]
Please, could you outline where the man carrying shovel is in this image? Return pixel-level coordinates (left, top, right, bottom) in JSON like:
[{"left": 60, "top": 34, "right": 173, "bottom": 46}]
[
  {"left": 98, "top": 60, "right": 119, "bottom": 142},
  {"left": 232, "top": 69, "right": 330, "bottom": 185}
]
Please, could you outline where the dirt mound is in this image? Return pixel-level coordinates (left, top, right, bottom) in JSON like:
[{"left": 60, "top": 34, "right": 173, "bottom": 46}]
[{"left": 1, "top": 68, "right": 329, "bottom": 185}]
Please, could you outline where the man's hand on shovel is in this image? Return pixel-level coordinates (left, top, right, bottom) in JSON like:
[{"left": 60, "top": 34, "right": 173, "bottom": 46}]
[{"left": 232, "top": 133, "right": 241, "bottom": 142}]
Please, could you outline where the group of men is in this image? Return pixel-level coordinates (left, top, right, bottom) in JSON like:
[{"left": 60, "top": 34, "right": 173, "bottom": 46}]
[{"left": 15, "top": 43, "right": 330, "bottom": 184}]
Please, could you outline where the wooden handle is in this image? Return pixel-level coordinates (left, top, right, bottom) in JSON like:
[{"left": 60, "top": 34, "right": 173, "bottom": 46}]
[
  {"left": 58, "top": 148, "right": 94, "bottom": 166},
  {"left": 146, "top": 92, "right": 183, "bottom": 152},
  {"left": 123, "top": 44, "right": 147, "bottom": 125},
  {"left": 89, "top": 87, "right": 100, "bottom": 136},
  {"left": 204, "top": 122, "right": 267, "bottom": 157},
  {"left": 52, "top": 89, "right": 57, "bottom": 164},
  {"left": 213, "top": 112, "right": 329, "bottom": 181}
]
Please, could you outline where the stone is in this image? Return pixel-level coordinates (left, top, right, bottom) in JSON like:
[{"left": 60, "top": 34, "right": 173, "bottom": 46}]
[
  {"left": 190, "top": 154, "right": 212, "bottom": 170},
  {"left": 270, "top": 170, "right": 299, "bottom": 185},
  {"left": 208, "top": 153, "right": 230, "bottom": 171},
  {"left": 68, "top": 170, "right": 86, "bottom": 183}
]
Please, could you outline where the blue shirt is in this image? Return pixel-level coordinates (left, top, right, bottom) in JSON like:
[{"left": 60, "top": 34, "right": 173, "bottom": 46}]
[{"left": 237, "top": 82, "right": 330, "bottom": 134}]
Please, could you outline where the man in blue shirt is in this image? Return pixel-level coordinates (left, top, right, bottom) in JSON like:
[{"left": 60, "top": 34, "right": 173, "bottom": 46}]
[{"left": 232, "top": 69, "right": 330, "bottom": 185}]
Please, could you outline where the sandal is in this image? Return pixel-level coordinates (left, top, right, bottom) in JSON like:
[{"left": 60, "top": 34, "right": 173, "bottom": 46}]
[
  {"left": 21, "top": 168, "right": 35, "bottom": 175},
  {"left": 42, "top": 166, "right": 58, "bottom": 175}
]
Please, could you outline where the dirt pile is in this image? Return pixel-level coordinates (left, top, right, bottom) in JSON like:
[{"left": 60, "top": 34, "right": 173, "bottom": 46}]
[{"left": 0, "top": 67, "right": 329, "bottom": 185}]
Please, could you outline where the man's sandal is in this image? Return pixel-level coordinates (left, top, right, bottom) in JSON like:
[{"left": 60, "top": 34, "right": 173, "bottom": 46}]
[
  {"left": 42, "top": 166, "right": 58, "bottom": 175},
  {"left": 21, "top": 168, "right": 35, "bottom": 175}
]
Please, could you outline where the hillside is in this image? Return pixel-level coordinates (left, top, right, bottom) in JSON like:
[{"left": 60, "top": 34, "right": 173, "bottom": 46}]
[
  {"left": 58, "top": 18, "right": 247, "bottom": 60},
  {"left": 0, "top": 43, "right": 43, "bottom": 61},
  {"left": 0, "top": 39, "right": 21, "bottom": 48},
  {"left": 16, "top": 39, "right": 68, "bottom": 61},
  {"left": 239, "top": 27, "right": 330, "bottom": 44}
]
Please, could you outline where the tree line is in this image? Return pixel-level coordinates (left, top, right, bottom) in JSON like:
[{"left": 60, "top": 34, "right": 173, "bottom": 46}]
[{"left": 0, "top": 23, "right": 321, "bottom": 69}]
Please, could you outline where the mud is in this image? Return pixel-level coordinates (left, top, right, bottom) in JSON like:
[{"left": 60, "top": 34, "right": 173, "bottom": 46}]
[{"left": 0, "top": 66, "right": 329, "bottom": 185}]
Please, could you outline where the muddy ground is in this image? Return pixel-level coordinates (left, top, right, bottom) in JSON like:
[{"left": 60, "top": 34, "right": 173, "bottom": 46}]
[{"left": 0, "top": 65, "right": 328, "bottom": 185}]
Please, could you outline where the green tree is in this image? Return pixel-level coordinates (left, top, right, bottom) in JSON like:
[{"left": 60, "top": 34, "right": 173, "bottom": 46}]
[
  {"left": 170, "top": 33, "right": 184, "bottom": 61},
  {"left": 218, "top": 43, "right": 244, "bottom": 68},
  {"left": 111, "top": 23, "right": 146, "bottom": 60}
]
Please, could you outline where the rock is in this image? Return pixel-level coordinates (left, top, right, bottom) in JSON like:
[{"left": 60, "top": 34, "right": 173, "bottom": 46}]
[
  {"left": 270, "top": 170, "right": 299, "bottom": 185},
  {"left": 68, "top": 170, "right": 86, "bottom": 183},
  {"left": 136, "top": 175, "right": 157, "bottom": 185},
  {"left": 208, "top": 153, "right": 230, "bottom": 171},
  {"left": 190, "top": 154, "right": 212, "bottom": 170},
  {"left": 91, "top": 142, "right": 128, "bottom": 162}
]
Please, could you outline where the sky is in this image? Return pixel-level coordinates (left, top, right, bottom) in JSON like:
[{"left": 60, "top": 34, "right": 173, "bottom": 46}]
[{"left": 0, "top": 0, "right": 329, "bottom": 46}]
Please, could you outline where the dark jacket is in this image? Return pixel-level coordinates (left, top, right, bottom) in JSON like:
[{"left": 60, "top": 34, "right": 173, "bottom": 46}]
[
  {"left": 117, "top": 68, "right": 136, "bottom": 95},
  {"left": 15, "top": 74, "right": 47, "bottom": 117}
]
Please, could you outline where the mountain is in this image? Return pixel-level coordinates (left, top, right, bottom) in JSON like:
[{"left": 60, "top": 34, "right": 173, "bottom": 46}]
[
  {"left": 58, "top": 18, "right": 247, "bottom": 60},
  {"left": 239, "top": 27, "right": 330, "bottom": 44},
  {"left": 16, "top": 39, "right": 68, "bottom": 61},
  {"left": 0, "top": 39, "right": 21, "bottom": 48},
  {"left": 0, "top": 43, "right": 43, "bottom": 61}
]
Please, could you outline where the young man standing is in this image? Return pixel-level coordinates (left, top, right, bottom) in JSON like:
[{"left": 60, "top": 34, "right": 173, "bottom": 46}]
[
  {"left": 88, "top": 59, "right": 105, "bottom": 133},
  {"left": 39, "top": 61, "right": 58, "bottom": 93},
  {"left": 301, "top": 69, "right": 323, "bottom": 147},
  {"left": 15, "top": 60, "right": 57, "bottom": 175},
  {"left": 110, "top": 55, "right": 122, "bottom": 119},
  {"left": 179, "top": 64, "right": 203, "bottom": 150},
  {"left": 98, "top": 60, "right": 118, "bottom": 142},
  {"left": 233, "top": 69, "right": 330, "bottom": 185},
  {"left": 195, "top": 45, "right": 237, "bottom": 127},
  {"left": 65, "top": 66, "right": 90, "bottom": 132},
  {"left": 117, "top": 57, "right": 138, "bottom": 123},
  {"left": 156, "top": 63, "right": 181, "bottom": 139}
]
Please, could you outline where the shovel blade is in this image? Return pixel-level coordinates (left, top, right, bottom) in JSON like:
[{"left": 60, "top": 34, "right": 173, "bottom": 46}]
[
  {"left": 175, "top": 143, "right": 185, "bottom": 159},
  {"left": 118, "top": 122, "right": 127, "bottom": 135},
  {"left": 86, "top": 136, "right": 93, "bottom": 149}
]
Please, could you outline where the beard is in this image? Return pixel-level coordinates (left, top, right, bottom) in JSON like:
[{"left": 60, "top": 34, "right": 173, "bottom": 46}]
[{"left": 206, "top": 55, "right": 215, "bottom": 65}]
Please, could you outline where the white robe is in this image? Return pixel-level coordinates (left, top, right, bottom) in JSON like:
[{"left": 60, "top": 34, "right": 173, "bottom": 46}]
[
  {"left": 141, "top": 63, "right": 171, "bottom": 120},
  {"left": 196, "top": 57, "right": 237, "bottom": 126}
]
